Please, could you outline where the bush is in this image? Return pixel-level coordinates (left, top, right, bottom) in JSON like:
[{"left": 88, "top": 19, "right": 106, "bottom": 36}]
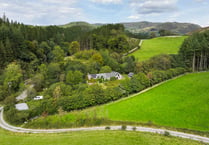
[
  {"left": 121, "top": 125, "right": 127, "bottom": 130},
  {"left": 164, "top": 131, "right": 170, "bottom": 136},
  {"left": 132, "top": 126, "right": 137, "bottom": 131},
  {"left": 105, "top": 126, "right": 111, "bottom": 130}
]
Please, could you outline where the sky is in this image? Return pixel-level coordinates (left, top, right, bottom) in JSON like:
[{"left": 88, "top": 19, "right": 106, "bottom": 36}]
[{"left": 0, "top": 0, "right": 209, "bottom": 27}]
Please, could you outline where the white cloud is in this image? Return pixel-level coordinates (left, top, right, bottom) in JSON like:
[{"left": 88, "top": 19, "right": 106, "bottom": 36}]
[
  {"left": 194, "top": 0, "right": 205, "bottom": 2},
  {"left": 130, "top": 0, "right": 178, "bottom": 15},
  {"left": 128, "top": 15, "right": 140, "bottom": 20},
  {"left": 90, "top": 0, "right": 122, "bottom": 4},
  {"left": 0, "top": 0, "right": 84, "bottom": 25}
]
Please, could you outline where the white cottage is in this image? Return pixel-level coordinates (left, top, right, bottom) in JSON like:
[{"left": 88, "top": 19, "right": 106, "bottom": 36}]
[{"left": 88, "top": 71, "right": 122, "bottom": 80}]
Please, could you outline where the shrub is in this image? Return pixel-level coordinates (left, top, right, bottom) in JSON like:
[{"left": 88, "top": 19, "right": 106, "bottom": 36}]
[
  {"left": 147, "top": 120, "right": 153, "bottom": 126},
  {"left": 121, "top": 125, "right": 127, "bottom": 130},
  {"left": 132, "top": 126, "right": 137, "bottom": 131},
  {"left": 105, "top": 126, "right": 111, "bottom": 130},
  {"left": 164, "top": 131, "right": 170, "bottom": 136}
]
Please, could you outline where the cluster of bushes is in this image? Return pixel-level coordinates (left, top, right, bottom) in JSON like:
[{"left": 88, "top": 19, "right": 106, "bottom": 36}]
[
  {"left": 120, "top": 67, "right": 187, "bottom": 95},
  {"left": 4, "top": 65, "right": 187, "bottom": 125}
]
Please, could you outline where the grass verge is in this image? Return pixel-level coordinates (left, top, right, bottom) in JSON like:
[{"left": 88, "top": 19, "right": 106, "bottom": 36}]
[{"left": 0, "top": 128, "right": 204, "bottom": 145}]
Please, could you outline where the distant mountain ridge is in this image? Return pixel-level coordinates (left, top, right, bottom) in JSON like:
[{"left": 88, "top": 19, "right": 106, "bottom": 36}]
[
  {"left": 187, "top": 26, "right": 209, "bottom": 35},
  {"left": 120, "top": 21, "right": 201, "bottom": 34},
  {"left": 61, "top": 21, "right": 202, "bottom": 34}
]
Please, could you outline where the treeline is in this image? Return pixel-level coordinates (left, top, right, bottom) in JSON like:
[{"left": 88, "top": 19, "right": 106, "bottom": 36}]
[
  {"left": 0, "top": 15, "right": 92, "bottom": 69},
  {"left": 0, "top": 15, "right": 136, "bottom": 71},
  {"left": 0, "top": 48, "right": 136, "bottom": 102},
  {"left": 179, "top": 30, "right": 209, "bottom": 71},
  {"left": 79, "top": 24, "right": 132, "bottom": 53}
]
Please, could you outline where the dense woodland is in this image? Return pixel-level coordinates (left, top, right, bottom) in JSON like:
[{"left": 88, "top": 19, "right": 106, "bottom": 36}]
[
  {"left": 179, "top": 31, "right": 209, "bottom": 71},
  {"left": 0, "top": 15, "right": 208, "bottom": 125}
]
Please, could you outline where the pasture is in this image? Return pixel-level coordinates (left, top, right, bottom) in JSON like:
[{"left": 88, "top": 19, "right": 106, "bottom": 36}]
[{"left": 131, "top": 36, "right": 187, "bottom": 61}]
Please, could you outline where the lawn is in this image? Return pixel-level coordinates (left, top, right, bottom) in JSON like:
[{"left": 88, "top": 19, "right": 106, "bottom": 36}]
[
  {"left": 25, "top": 72, "right": 209, "bottom": 132},
  {"left": 131, "top": 36, "right": 187, "bottom": 61},
  {"left": 0, "top": 129, "right": 203, "bottom": 145}
]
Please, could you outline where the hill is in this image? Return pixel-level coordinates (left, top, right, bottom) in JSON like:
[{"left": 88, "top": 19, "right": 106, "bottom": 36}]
[
  {"left": 0, "top": 129, "right": 202, "bottom": 145},
  {"left": 60, "top": 21, "right": 97, "bottom": 29},
  {"left": 102, "top": 72, "right": 209, "bottom": 132},
  {"left": 60, "top": 21, "right": 201, "bottom": 35},
  {"left": 187, "top": 26, "right": 209, "bottom": 35},
  {"left": 121, "top": 21, "right": 201, "bottom": 34},
  {"left": 130, "top": 36, "right": 187, "bottom": 61},
  {"left": 26, "top": 72, "right": 209, "bottom": 132}
]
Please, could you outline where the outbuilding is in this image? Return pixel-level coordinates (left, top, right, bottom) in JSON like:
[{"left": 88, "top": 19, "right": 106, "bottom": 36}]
[
  {"left": 34, "top": 96, "right": 43, "bottom": 100},
  {"left": 128, "top": 72, "right": 134, "bottom": 78},
  {"left": 15, "top": 103, "right": 29, "bottom": 111}
]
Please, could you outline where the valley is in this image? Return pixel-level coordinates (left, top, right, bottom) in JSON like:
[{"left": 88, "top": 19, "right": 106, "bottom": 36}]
[{"left": 0, "top": 11, "right": 209, "bottom": 145}]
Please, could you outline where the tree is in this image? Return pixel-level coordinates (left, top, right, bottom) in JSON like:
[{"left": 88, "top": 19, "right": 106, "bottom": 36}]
[
  {"left": 179, "top": 31, "right": 209, "bottom": 71},
  {"left": 159, "top": 29, "right": 174, "bottom": 36},
  {"left": 119, "top": 78, "right": 132, "bottom": 95},
  {"left": 150, "top": 32, "right": 156, "bottom": 38},
  {"left": 40, "top": 41, "right": 51, "bottom": 62},
  {"left": 3, "top": 62, "right": 23, "bottom": 94},
  {"left": 69, "top": 41, "right": 80, "bottom": 55},
  {"left": 47, "top": 63, "right": 61, "bottom": 84},
  {"left": 52, "top": 45, "right": 65, "bottom": 62},
  {"left": 122, "top": 56, "right": 136, "bottom": 73},
  {"left": 100, "top": 65, "right": 112, "bottom": 73},
  {"left": 53, "top": 86, "right": 62, "bottom": 100},
  {"left": 130, "top": 73, "right": 150, "bottom": 93},
  {"left": 0, "top": 41, "right": 6, "bottom": 67},
  {"left": 66, "top": 70, "right": 84, "bottom": 85},
  {"left": 108, "top": 35, "right": 129, "bottom": 53},
  {"left": 91, "top": 52, "right": 103, "bottom": 65},
  {"left": 83, "top": 84, "right": 106, "bottom": 105},
  {"left": 0, "top": 85, "right": 6, "bottom": 101},
  {"left": 32, "top": 73, "right": 45, "bottom": 91},
  {"left": 39, "top": 64, "right": 48, "bottom": 78},
  {"left": 149, "top": 54, "right": 172, "bottom": 70}
]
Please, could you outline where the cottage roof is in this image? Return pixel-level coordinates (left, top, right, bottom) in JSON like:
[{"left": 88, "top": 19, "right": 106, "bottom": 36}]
[
  {"left": 128, "top": 72, "right": 134, "bottom": 77},
  {"left": 89, "top": 74, "right": 97, "bottom": 79},
  {"left": 15, "top": 103, "right": 29, "bottom": 111},
  {"left": 88, "top": 71, "right": 122, "bottom": 80}
]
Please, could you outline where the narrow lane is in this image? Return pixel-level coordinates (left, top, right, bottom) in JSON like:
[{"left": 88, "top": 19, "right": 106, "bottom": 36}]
[{"left": 0, "top": 107, "right": 209, "bottom": 143}]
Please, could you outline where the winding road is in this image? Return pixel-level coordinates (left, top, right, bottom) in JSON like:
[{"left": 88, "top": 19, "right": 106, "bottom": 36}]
[{"left": 0, "top": 107, "right": 209, "bottom": 143}]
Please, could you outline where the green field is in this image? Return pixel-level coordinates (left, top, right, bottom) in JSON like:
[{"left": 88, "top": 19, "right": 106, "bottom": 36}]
[
  {"left": 131, "top": 36, "right": 187, "bottom": 61},
  {"left": 103, "top": 72, "right": 209, "bottom": 131},
  {"left": 0, "top": 129, "right": 203, "bottom": 145},
  {"left": 26, "top": 72, "right": 209, "bottom": 133}
]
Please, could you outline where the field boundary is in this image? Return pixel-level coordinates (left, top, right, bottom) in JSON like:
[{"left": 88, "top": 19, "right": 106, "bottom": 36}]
[
  {"left": 124, "top": 39, "right": 145, "bottom": 56},
  {"left": 0, "top": 107, "right": 209, "bottom": 143},
  {"left": 104, "top": 73, "right": 187, "bottom": 107},
  {"left": 104, "top": 71, "right": 209, "bottom": 106}
]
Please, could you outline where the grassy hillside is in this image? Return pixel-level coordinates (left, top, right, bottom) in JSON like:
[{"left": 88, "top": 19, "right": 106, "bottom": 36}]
[
  {"left": 131, "top": 36, "right": 187, "bottom": 61},
  {"left": 26, "top": 72, "right": 209, "bottom": 133},
  {"left": 0, "top": 129, "right": 203, "bottom": 145},
  {"left": 103, "top": 72, "right": 209, "bottom": 131}
]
